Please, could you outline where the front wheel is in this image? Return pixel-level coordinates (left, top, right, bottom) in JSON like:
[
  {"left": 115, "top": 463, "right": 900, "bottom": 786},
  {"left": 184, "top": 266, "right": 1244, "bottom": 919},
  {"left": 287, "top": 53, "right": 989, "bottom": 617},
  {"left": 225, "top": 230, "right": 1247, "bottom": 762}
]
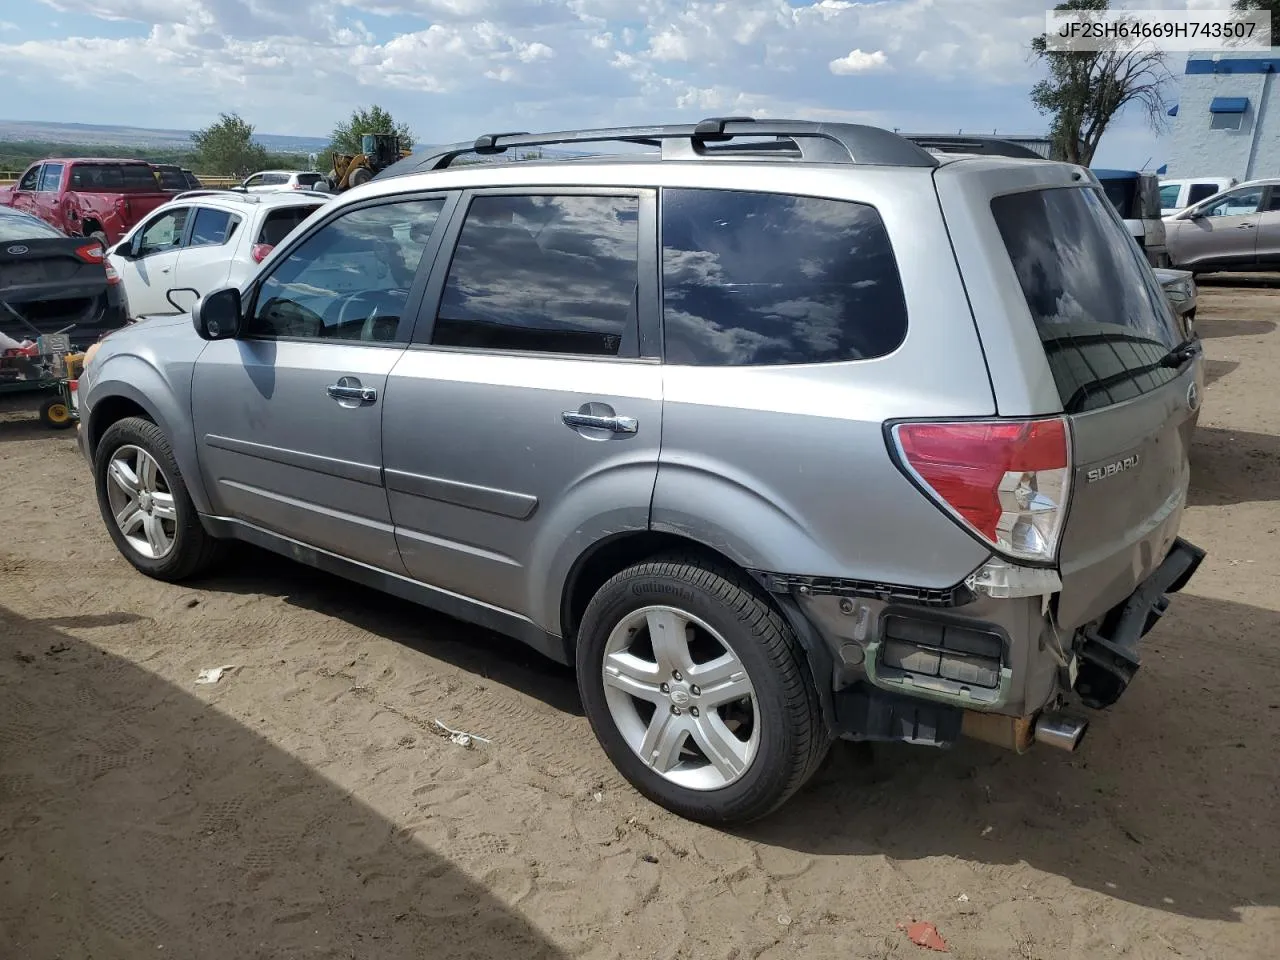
[
  {"left": 93, "top": 416, "right": 223, "bottom": 581},
  {"left": 576, "top": 557, "right": 828, "bottom": 823}
]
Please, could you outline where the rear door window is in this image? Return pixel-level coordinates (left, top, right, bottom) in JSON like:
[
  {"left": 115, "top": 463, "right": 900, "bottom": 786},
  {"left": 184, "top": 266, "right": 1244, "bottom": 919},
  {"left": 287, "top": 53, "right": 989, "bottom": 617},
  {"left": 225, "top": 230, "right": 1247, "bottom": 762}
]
[
  {"left": 69, "top": 164, "right": 161, "bottom": 191},
  {"left": 189, "top": 207, "right": 236, "bottom": 247},
  {"left": 660, "top": 188, "right": 907, "bottom": 366},
  {"left": 992, "top": 186, "right": 1181, "bottom": 413}
]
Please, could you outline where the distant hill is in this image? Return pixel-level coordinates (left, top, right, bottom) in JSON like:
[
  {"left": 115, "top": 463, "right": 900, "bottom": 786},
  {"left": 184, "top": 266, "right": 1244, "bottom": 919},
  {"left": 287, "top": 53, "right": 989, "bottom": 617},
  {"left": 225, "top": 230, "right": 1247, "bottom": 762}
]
[{"left": 0, "top": 119, "right": 330, "bottom": 154}]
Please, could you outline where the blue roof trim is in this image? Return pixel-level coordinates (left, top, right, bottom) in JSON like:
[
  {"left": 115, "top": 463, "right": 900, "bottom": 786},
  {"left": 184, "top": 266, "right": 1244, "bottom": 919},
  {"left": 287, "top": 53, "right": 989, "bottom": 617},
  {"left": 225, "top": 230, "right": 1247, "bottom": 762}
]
[
  {"left": 1209, "top": 96, "right": 1249, "bottom": 113},
  {"left": 1091, "top": 168, "right": 1139, "bottom": 180},
  {"left": 1157, "top": 164, "right": 1168, "bottom": 175},
  {"left": 1187, "top": 57, "right": 1280, "bottom": 74},
  {"left": 1167, "top": 104, "right": 1179, "bottom": 117}
]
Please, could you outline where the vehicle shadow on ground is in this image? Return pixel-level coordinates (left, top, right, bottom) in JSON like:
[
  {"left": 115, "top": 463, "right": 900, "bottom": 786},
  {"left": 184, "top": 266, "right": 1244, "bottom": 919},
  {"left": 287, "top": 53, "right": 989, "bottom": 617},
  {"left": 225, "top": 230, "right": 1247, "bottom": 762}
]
[
  {"left": 1202, "top": 358, "right": 1240, "bottom": 388},
  {"left": 1196, "top": 273, "right": 1280, "bottom": 288},
  {"left": 0, "top": 415, "right": 56, "bottom": 444},
  {"left": 745, "top": 590, "right": 1280, "bottom": 924},
  {"left": 1189, "top": 425, "right": 1280, "bottom": 506},
  {"left": 198, "top": 548, "right": 583, "bottom": 716},
  {"left": 1195, "top": 317, "right": 1278, "bottom": 339},
  {"left": 190, "top": 545, "right": 1277, "bottom": 925},
  {"left": 0, "top": 604, "right": 569, "bottom": 960}
]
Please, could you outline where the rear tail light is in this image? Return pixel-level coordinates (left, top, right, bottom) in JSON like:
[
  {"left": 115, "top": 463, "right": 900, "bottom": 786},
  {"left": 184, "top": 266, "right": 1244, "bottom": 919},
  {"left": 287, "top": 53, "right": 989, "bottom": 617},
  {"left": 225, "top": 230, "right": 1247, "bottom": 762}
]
[
  {"left": 74, "top": 242, "right": 104, "bottom": 263},
  {"left": 891, "top": 418, "right": 1071, "bottom": 563},
  {"left": 103, "top": 260, "right": 121, "bottom": 285},
  {"left": 250, "top": 243, "right": 273, "bottom": 263}
]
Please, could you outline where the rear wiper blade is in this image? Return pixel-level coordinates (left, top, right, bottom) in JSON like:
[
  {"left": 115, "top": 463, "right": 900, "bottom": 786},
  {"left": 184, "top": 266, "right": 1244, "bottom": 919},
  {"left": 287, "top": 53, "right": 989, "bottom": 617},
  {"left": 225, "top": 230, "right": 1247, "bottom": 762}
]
[{"left": 1158, "top": 337, "right": 1202, "bottom": 369}]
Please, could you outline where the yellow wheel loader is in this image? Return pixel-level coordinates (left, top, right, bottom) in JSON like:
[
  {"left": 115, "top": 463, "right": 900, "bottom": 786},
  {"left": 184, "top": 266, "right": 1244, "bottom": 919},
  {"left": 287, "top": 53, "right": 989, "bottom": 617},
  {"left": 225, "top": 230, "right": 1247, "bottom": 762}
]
[{"left": 328, "top": 134, "right": 412, "bottom": 192}]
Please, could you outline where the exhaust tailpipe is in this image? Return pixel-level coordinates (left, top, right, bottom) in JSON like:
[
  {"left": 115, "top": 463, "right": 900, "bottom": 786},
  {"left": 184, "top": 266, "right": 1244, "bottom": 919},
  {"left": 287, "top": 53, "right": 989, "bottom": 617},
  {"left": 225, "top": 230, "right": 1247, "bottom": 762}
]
[{"left": 1033, "top": 711, "right": 1089, "bottom": 752}]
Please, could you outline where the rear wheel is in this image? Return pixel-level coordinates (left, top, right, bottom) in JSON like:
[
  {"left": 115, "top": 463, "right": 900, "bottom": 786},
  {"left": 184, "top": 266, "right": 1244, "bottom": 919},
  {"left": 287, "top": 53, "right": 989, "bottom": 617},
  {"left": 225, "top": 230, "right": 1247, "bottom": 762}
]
[
  {"left": 348, "top": 166, "right": 373, "bottom": 188},
  {"left": 93, "top": 416, "right": 223, "bottom": 581},
  {"left": 577, "top": 557, "right": 828, "bottom": 823}
]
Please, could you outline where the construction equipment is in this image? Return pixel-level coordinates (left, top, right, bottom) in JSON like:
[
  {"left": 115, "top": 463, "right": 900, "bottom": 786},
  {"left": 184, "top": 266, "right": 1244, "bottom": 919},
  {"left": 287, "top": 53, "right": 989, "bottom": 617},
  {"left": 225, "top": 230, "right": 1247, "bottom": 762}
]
[
  {"left": 327, "top": 134, "right": 412, "bottom": 192},
  {"left": 0, "top": 332, "right": 85, "bottom": 429}
]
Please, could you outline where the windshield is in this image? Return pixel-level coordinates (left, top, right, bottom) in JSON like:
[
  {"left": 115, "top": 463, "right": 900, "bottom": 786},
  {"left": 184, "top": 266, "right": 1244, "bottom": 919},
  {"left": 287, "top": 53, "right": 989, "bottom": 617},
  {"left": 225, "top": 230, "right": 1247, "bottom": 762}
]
[
  {"left": 69, "top": 163, "right": 162, "bottom": 191},
  {"left": 992, "top": 185, "right": 1182, "bottom": 413}
]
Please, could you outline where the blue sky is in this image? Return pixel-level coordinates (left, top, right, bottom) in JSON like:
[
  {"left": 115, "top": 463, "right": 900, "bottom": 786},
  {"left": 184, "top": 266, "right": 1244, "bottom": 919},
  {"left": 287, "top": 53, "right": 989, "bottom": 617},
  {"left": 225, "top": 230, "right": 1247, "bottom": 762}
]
[{"left": 0, "top": 1, "right": 1233, "bottom": 167}]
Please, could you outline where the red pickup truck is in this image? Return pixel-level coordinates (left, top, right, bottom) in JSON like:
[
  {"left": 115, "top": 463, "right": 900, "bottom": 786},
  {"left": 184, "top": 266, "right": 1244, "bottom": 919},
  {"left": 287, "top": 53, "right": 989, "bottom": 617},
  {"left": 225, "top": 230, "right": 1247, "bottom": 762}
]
[{"left": 0, "top": 159, "right": 171, "bottom": 246}]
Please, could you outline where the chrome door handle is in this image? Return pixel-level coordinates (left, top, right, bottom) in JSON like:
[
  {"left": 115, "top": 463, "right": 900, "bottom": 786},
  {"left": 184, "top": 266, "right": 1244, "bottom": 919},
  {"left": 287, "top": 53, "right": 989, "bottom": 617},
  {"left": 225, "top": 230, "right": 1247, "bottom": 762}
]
[
  {"left": 1238, "top": 222, "right": 1257, "bottom": 229},
  {"left": 327, "top": 383, "right": 377, "bottom": 402},
  {"left": 562, "top": 411, "right": 638, "bottom": 434}
]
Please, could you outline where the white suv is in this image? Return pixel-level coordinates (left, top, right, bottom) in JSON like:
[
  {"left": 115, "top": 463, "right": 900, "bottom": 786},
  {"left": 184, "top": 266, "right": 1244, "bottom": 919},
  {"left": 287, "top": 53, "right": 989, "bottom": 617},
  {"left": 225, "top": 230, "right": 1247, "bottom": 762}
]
[
  {"left": 239, "top": 170, "right": 326, "bottom": 193},
  {"left": 107, "top": 191, "right": 329, "bottom": 318}
]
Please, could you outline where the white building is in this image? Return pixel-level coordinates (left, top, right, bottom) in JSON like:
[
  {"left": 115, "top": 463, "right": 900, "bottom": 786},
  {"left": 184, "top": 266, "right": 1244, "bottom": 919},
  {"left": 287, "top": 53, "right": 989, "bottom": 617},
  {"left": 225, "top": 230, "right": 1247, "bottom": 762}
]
[{"left": 1167, "top": 50, "right": 1280, "bottom": 180}]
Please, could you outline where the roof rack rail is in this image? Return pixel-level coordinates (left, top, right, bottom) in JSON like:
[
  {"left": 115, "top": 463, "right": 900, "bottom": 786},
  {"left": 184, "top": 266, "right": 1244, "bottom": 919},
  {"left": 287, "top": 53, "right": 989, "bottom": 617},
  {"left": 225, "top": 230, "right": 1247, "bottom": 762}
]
[
  {"left": 903, "top": 136, "right": 1044, "bottom": 160},
  {"left": 172, "top": 189, "right": 261, "bottom": 203},
  {"left": 375, "top": 117, "right": 941, "bottom": 179}
]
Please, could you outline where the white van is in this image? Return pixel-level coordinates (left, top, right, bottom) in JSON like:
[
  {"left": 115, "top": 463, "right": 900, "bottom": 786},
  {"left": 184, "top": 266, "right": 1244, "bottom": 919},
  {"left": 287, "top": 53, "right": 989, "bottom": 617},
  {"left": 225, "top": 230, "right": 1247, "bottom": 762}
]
[{"left": 1159, "top": 177, "right": 1237, "bottom": 217}]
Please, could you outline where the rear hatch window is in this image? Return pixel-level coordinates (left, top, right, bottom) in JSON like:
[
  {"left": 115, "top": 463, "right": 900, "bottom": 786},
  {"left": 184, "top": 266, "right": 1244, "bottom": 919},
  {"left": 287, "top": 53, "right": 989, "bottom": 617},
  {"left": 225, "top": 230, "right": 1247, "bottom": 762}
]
[
  {"left": 257, "top": 206, "right": 321, "bottom": 245},
  {"left": 991, "top": 186, "right": 1181, "bottom": 413}
]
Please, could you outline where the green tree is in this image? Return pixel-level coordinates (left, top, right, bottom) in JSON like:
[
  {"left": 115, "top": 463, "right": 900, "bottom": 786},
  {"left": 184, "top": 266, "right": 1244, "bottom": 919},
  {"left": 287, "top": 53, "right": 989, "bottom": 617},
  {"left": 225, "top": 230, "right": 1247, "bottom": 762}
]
[
  {"left": 327, "top": 105, "right": 414, "bottom": 169},
  {"left": 1031, "top": 0, "right": 1170, "bottom": 165},
  {"left": 1231, "top": 0, "right": 1280, "bottom": 46},
  {"left": 190, "top": 113, "right": 269, "bottom": 178}
]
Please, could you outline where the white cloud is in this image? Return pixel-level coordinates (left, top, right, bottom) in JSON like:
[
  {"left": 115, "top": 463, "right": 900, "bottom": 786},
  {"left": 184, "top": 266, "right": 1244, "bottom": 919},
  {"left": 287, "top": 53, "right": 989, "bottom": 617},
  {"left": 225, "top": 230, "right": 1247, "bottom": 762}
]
[
  {"left": 0, "top": 0, "right": 1166, "bottom": 168},
  {"left": 829, "top": 49, "right": 889, "bottom": 75}
]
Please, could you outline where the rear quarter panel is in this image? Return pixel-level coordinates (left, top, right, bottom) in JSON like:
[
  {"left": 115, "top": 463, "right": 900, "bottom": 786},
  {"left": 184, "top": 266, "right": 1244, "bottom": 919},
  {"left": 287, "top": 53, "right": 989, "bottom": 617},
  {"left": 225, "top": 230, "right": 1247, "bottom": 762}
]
[{"left": 651, "top": 164, "right": 998, "bottom": 588}]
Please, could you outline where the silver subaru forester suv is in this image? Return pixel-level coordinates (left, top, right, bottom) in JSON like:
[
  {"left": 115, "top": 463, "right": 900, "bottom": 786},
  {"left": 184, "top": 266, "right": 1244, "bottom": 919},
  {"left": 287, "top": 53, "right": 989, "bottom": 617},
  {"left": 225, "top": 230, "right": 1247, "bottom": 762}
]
[{"left": 75, "top": 120, "right": 1205, "bottom": 823}]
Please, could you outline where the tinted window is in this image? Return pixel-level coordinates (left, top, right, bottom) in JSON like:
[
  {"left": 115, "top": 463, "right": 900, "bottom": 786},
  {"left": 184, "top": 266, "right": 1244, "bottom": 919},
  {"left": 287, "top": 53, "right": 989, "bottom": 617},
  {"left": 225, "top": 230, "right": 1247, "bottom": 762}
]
[
  {"left": 660, "top": 188, "right": 907, "bottom": 366},
  {"left": 992, "top": 186, "right": 1180, "bottom": 413},
  {"left": 1187, "top": 183, "right": 1219, "bottom": 205},
  {"left": 69, "top": 164, "right": 160, "bottom": 191},
  {"left": 0, "top": 211, "right": 63, "bottom": 241},
  {"left": 246, "top": 198, "right": 444, "bottom": 343},
  {"left": 1202, "top": 186, "right": 1262, "bottom": 217},
  {"left": 262, "top": 173, "right": 289, "bottom": 185},
  {"left": 296, "top": 173, "right": 323, "bottom": 187},
  {"left": 189, "top": 207, "right": 235, "bottom": 247},
  {"left": 156, "top": 167, "right": 187, "bottom": 190},
  {"left": 434, "top": 194, "right": 639, "bottom": 357},
  {"left": 1098, "top": 178, "right": 1138, "bottom": 219},
  {"left": 18, "top": 166, "right": 40, "bottom": 191},
  {"left": 38, "top": 163, "right": 64, "bottom": 192},
  {"left": 1158, "top": 184, "right": 1180, "bottom": 208},
  {"left": 137, "top": 208, "right": 189, "bottom": 256},
  {"left": 257, "top": 205, "right": 323, "bottom": 246}
]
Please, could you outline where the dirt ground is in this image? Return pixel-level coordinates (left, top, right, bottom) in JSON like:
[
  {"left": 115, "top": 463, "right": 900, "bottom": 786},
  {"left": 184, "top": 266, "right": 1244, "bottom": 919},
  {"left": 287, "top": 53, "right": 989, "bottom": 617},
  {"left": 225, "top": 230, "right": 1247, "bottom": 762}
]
[{"left": 2, "top": 285, "right": 1278, "bottom": 960}]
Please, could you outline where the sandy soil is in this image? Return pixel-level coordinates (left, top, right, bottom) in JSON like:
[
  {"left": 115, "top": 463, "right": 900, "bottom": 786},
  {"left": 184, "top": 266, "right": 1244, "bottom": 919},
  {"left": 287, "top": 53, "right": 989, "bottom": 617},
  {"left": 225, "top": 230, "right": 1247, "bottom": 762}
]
[{"left": 2, "top": 284, "right": 1279, "bottom": 960}]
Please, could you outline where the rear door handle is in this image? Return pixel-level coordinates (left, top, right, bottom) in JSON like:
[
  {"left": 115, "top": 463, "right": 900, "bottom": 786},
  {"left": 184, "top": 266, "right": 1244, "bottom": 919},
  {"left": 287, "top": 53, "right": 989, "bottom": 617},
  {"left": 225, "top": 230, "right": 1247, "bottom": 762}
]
[
  {"left": 327, "top": 383, "right": 377, "bottom": 402},
  {"left": 561, "top": 411, "right": 638, "bottom": 434},
  {"left": 1238, "top": 222, "right": 1257, "bottom": 229}
]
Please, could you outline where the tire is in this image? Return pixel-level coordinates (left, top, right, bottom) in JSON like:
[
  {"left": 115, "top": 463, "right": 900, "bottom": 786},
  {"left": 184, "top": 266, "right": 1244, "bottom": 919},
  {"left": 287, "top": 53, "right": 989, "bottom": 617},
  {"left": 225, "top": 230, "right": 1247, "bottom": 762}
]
[
  {"left": 348, "top": 166, "right": 373, "bottom": 187},
  {"left": 577, "top": 556, "right": 829, "bottom": 823},
  {"left": 39, "top": 397, "right": 74, "bottom": 430},
  {"left": 93, "top": 416, "right": 223, "bottom": 581}
]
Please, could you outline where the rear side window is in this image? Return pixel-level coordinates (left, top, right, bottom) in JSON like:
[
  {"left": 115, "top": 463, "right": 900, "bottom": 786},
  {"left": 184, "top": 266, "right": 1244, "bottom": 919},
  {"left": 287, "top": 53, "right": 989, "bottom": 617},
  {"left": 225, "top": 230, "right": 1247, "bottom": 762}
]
[
  {"left": 1158, "top": 184, "right": 1180, "bottom": 208},
  {"left": 660, "top": 188, "right": 907, "bottom": 366},
  {"left": 257, "top": 205, "right": 321, "bottom": 245},
  {"left": 189, "top": 207, "right": 237, "bottom": 247},
  {"left": 1099, "top": 178, "right": 1137, "bottom": 218},
  {"left": 70, "top": 164, "right": 160, "bottom": 191},
  {"left": 992, "top": 186, "right": 1180, "bottom": 413},
  {"left": 295, "top": 174, "right": 323, "bottom": 187},
  {"left": 433, "top": 194, "right": 640, "bottom": 357},
  {"left": 262, "top": 173, "right": 289, "bottom": 185},
  {"left": 156, "top": 167, "right": 187, "bottom": 190}
]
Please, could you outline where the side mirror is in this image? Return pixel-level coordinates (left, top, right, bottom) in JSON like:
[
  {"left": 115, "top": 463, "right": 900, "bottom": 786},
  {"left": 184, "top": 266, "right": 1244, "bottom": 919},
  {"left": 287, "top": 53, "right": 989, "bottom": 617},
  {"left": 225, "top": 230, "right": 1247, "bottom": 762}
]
[
  {"left": 192, "top": 287, "right": 243, "bottom": 341},
  {"left": 112, "top": 237, "right": 136, "bottom": 260}
]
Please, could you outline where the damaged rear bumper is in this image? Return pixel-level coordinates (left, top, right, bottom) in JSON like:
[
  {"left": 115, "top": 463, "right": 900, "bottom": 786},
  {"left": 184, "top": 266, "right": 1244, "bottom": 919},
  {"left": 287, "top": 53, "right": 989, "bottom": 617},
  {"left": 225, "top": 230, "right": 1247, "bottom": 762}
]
[{"left": 1073, "top": 536, "right": 1205, "bottom": 709}]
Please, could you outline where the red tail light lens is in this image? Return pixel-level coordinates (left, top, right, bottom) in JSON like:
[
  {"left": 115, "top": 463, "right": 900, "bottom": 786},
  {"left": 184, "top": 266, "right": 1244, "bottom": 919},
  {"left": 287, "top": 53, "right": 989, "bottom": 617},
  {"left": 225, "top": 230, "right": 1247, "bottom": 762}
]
[
  {"left": 103, "top": 260, "right": 121, "bottom": 285},
  {"left": 74, "top": 242, "right": 105, "bottom": 264},
  {"left": 251, "top": 243, "right": 273, "bottom": 263},
  {"left": 891, "top": 418, "right": 1071, "bottom": 563}
]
